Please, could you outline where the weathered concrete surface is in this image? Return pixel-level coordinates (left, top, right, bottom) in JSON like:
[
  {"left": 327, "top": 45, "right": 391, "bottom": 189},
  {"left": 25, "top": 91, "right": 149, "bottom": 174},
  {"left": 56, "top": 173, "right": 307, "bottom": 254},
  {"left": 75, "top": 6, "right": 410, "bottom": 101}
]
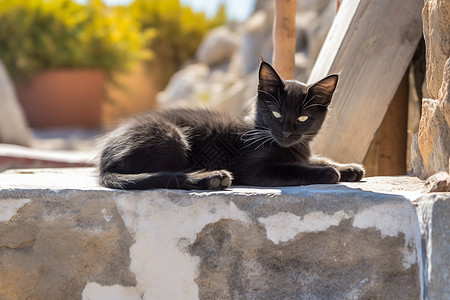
[
  {"left": 0, "top": 168, "right": 434, "bottom": 299},
  {"left": 415, "top": 193, "right": 450, "bottom": 300}
]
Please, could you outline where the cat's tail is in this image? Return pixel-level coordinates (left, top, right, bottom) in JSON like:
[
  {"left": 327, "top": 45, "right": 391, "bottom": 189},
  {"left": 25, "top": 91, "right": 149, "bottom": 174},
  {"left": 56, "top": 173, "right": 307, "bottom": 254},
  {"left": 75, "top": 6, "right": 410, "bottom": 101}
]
[{"left": 99, "top": 170, "right": 233, "bottom": 190}]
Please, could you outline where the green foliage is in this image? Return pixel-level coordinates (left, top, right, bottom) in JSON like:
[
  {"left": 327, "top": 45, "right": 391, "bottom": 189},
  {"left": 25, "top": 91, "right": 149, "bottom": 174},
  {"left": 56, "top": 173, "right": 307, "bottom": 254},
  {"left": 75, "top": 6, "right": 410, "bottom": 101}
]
[
  {"left": 0, "top": 0, "right": 226, "bottom": 84},
  {"left": 129, "top": 0, "right": 227, "bottom": 85},
  {"left": 0, "top": 0, "right": 144, "bottom": 80}
]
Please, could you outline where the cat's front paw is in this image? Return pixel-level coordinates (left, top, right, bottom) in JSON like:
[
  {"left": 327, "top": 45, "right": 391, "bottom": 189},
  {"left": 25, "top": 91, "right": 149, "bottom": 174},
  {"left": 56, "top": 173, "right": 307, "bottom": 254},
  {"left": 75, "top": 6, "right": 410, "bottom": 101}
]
[
  {"left": 204, "top": 170, "right": 233, "bottom": 190},
  {"left": 309, "top": 166, "right": 340, "bottom": 184},
  {"left": 188, "top": 170, "right": 233, "bottom": 190},
  {"left": 338, "top": 164, "right": 365, "bottom": 182},
  {"left": 320, "top": 166, "right": 340, "bottom": 184},
  {"left": 208, "top": 170, "right": 232, "bottom": 190}
]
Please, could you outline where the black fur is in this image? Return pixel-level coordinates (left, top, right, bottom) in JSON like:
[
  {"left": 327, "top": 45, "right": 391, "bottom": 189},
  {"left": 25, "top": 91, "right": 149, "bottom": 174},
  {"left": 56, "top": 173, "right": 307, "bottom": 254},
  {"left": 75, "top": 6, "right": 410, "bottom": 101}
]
[{"left": 98, "top": 61, "right": 364, "bottom": 190}]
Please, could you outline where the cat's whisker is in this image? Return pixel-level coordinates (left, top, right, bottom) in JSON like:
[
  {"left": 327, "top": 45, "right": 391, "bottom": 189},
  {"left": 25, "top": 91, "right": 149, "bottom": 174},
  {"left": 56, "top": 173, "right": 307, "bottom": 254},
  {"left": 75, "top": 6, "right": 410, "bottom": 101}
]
[
  {"left": 259, "top": 136, "right": 277, "bottom": 150},
  {"left": 253, "top": 136, "right": 273, "bottom": 150},
  {"left": 241, "top": 133, "right": 268, "bottom": 141},
  {"left": 241, "top": 128, "right": 272, "bottom": 141},
  {"left": 302, "top": 103, "right": 327, "bottom": 111},
  {"left": 242, "top": 130, "right": 270, "bottom": 136},
  {"left": 243, "top": 135, "right": 272, "bottom": 149},
  {"left": 301, "top": 95, "right": 316, "bottom": 110},
  {"left": 258, "top": 89, "right": 281, "bottom": 106},
  {"left": 243, "top": 135, "right": 270, "bottom": 144}
]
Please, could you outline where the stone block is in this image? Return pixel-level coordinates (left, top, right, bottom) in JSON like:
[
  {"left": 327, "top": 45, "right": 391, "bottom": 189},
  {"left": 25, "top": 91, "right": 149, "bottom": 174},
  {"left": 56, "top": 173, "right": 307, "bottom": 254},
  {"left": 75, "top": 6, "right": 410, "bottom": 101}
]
[
  {"left": 0, "top": 168, "right": 427, "bottom": 299},
  {"left": 415, "top": 193, "right": 450, "bottom": 299}
]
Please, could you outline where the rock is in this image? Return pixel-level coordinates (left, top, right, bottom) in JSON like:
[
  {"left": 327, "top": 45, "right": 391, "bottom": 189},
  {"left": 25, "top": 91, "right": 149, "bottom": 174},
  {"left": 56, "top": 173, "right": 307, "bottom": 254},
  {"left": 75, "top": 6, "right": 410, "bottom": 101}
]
[
  {"left": 0, "top": 168, "right": 429, "bottom": 299},
  {"left": 423, "top": 171, "right": 450, "bottom": 193},
  {"left": 0, "top": 60, "right": 31, "bottom": 146},
  {"left": 196, "top": 26, "right": 239, "bottom": 67},
  {"left": 410, "top": 0, "right": 450, "bottom": 179},
  {"left": 236, "top": 9, "right": 274, "bottom": 75},
  {"left": 411, "top": 58, "right": 450, "bottom": 179},
  {"left": 439, "top": 58, "right": 450, "bottom": 128},
  {"left": 157, "top": 63, "right": 210, "bottom": 106},
  {"left": 156, "top": 62, "right": 257, "bottom": 114},
  {"left": 415, "top": 193, "right": 450, "bottom": 299},
  {"left": 422, "top": 0, "right": 450, "bottom": 99}
]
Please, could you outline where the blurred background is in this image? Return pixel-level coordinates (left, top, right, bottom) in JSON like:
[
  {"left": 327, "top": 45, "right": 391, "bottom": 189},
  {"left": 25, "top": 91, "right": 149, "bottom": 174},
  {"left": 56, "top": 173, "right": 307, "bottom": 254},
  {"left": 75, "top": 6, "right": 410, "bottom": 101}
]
[{"left": 0, "top": 0, "right": 338, "bottom": 169}]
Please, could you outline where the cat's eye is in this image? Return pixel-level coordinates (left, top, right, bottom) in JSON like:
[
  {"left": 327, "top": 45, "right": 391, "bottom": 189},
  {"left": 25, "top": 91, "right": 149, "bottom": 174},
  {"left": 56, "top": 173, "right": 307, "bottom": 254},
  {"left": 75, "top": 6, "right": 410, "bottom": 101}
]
[
  {"left": 272, "top": 111, "right": 281, "bottom": 119},
  {"left": 297, "top": 115, "right": 308, "bottom": 122}
]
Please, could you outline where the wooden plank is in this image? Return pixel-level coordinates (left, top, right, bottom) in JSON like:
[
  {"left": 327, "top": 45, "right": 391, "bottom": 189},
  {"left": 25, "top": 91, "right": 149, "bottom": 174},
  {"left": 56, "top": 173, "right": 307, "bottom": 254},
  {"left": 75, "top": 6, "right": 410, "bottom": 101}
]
[
  {"left": 377, "top": 71, "right": 409, "bottom": 175},
  {"left": 307, "top": 0, "right": 423, "bottom": 163}
]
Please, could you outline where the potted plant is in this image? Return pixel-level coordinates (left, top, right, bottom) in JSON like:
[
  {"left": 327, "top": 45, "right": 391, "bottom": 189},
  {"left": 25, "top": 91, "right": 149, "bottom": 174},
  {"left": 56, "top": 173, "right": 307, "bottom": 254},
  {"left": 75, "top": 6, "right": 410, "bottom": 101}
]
[{"left": 0, "top": 0, "right": 143, "bottom": 128}]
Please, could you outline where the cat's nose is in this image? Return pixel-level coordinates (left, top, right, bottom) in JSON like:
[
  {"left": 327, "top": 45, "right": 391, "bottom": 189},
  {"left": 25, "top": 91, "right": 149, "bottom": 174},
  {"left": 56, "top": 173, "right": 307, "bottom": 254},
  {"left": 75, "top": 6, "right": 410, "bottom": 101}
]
[{"left": 281, "top": 131, "right": 292, "bottom": 138}]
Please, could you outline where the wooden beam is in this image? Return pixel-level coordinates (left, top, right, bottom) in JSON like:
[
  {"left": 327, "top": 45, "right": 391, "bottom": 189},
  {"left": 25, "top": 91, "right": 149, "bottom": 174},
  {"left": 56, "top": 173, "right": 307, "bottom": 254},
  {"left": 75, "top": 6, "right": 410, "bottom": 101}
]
[
  {"left": 363, "top": 71, "right": 409, "bottom": 175},
  {"left": 307, "top": 0, "right": 423, "bottom": 163},
  {"left": 377, "top": 72, "right": 409, "bottom": 175},
  {"left": 272, "top": 0, "right": 297, "bottom": 79}
]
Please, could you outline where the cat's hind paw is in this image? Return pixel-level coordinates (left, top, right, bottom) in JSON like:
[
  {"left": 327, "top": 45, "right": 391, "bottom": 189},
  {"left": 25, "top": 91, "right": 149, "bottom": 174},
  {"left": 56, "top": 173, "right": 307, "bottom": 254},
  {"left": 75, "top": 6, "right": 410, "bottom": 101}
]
[{"left": 338, "top": 164, "right": 365, "bottom": 182}]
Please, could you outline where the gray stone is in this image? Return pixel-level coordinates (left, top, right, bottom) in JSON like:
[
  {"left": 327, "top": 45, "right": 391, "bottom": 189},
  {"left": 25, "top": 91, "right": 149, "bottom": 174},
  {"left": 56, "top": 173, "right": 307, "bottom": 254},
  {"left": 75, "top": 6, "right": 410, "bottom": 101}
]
[
  {"left": 237, "top": 9, "right": 274, "bottom": 75},
  {"left": 415, "top": 193, "right": 450, "bottom": 299},
  {"left": 0, "top": 168, "right": 427, "bottom": 299},
  {"left": 196, "top": 27, "right": 239, "bottom": 67},
  {"left": 157, "top": 63, "right": 210, "bottom": 106}
]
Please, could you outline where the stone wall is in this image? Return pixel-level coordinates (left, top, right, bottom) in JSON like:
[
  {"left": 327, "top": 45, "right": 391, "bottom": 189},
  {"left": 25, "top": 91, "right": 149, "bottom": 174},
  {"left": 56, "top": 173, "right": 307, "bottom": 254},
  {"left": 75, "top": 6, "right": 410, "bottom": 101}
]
[
  {"left": 410, "top": 0, "right": 450, "bottom": 178},
  {"left": 1, "top": 168, "right": 449, "bottom": 299}
]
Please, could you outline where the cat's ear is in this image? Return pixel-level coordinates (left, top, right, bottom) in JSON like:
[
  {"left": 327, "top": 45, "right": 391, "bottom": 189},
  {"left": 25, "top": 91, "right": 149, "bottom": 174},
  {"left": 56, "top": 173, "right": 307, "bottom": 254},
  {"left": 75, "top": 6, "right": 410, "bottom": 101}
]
[
  {"left": 306, "top": 74, "right": 338, "bottom": 106},
  {"left": 258, "top": 61, "right": 284, "bottom": 95}
]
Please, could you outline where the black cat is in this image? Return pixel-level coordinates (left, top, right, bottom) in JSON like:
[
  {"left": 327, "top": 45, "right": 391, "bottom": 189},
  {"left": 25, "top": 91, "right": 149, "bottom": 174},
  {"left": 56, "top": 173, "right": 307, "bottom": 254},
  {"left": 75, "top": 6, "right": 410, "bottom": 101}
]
[{"left": 98, "top": 61, "right": 364, "bottom": 190}]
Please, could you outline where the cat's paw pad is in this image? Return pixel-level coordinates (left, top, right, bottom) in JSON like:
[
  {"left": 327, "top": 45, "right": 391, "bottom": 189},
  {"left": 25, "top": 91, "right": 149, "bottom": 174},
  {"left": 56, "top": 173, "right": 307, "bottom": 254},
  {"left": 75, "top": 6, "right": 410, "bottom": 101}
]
[
  {"left": 206, "top": 170, "right": 233, "bottom": 190},
  {"left": 338, "top": 164, "right": 365, "bottom": 182}
]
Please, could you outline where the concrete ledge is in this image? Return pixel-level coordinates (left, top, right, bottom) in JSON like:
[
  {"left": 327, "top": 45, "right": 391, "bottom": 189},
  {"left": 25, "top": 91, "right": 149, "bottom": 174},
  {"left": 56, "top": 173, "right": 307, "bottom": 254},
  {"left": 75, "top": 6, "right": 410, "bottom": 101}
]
[
  {"left": 415, "top": 193, "right": 450, "bottom": 299},
  {"left": 0, "top": 168, "right": 446, "bottom": 299}
]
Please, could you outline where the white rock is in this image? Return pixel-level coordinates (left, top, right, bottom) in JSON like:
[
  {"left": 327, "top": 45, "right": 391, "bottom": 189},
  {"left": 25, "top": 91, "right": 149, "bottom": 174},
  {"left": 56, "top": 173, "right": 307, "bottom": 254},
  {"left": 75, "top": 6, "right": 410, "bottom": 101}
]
[{"left": 196, "top": 26, "right": 239, "bottom": 66}]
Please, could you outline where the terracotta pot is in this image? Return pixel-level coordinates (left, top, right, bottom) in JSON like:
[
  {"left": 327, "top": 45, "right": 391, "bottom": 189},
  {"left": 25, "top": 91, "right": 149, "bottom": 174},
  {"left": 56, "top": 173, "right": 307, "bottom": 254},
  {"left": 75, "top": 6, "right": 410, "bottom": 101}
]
[{"left": 17, "top": 69, "right": 105, "bottom": 128}]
